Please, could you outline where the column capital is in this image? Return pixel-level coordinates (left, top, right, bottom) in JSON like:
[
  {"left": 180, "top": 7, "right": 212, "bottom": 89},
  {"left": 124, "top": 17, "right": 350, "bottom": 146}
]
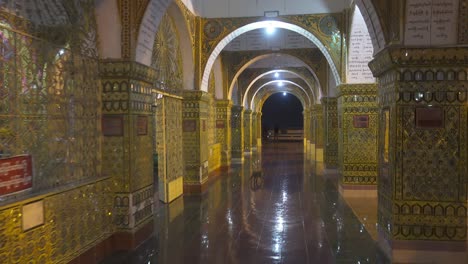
[
  {"left": 320, "top": 97, "right": 337, "bottom": 105},
  {"left": 337, "top": 84, "right": 377, "bottom": 97},
  {"left": 369, "top": 46, "right": 468, "bottom": 77},
  {"left": 215, "top": 99, "right": 233, "bottom": 108},
  {"left": 231, "top": 105, "right": 244, "bottom": 112},
  {"left": 182, "top": 90, "right": 212, "bottom": 102},
  {"left": 99, "top": 59, "right": 157, "bottom": 84}
]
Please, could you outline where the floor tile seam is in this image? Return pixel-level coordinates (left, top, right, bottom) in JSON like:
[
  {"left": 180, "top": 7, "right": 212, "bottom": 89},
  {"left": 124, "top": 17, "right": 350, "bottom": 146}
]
[{"left": 254, "top": 158, "right": 278, "bottom": 254}]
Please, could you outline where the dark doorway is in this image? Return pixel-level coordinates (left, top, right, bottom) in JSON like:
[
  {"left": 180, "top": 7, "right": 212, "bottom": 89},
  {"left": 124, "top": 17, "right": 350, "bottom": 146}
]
[{"left": 261, "top": 93, "right": 303, "bottom": 141}]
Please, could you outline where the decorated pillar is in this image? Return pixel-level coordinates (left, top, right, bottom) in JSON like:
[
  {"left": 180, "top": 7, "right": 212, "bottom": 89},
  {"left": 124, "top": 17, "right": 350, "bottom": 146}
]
[
  {"left": 231, "top": 105, "right": 244, "bottom": 163},
  {"left": 215, "top": 100, "right": 232, "bottom": 167},
  {"left": 251, "top": 112, "right": 259, "bottom": 151},
  {"left": 370, "top": 47, "right": 467, "bottom": 261},
  {"left": 337, "top": 84, "right": 378, "bottom": 195},
  {"left": 154, "top": 92, "right": 184, "bottom": 203},
  {"left": 100, "top": 60, "right": 155, "bottom": 245},
  {"left": 322, "top": 97, "right": 338, "bottom": 168},
  {"left": 311, "top": 104, "right": 324, "bottom": 162},
  {"left": 243, "top": 110, "right": 253, "bottom": 154},
  {"left": 303, "top": 108, "right": 311, "bottom": 157},
  {"left": 182, "top": 91, "right": 210, "bottom": 193},
  {"left": 256, "top": 112, "right": 263, "bottom": 148}
]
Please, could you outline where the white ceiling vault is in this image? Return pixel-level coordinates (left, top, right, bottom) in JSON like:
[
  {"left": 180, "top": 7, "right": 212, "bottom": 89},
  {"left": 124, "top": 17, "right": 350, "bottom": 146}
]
[
  {"left": 224, "top": 28, "right": 316, "bottom": 51},
  {"left": 247, "top": 54, "right": 309, "bottom": 69},
  {"left": 181, "top": 0, "right": 352, "bottom": 18}
]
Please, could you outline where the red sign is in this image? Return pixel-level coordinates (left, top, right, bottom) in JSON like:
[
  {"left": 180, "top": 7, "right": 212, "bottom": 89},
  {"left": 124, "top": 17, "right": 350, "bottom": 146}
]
[
  {"left": 353, "top": 115, "right": 369, "bottom": 128},
  {"left": 0, "top": 155, "right": 33, "bottom": 196}
]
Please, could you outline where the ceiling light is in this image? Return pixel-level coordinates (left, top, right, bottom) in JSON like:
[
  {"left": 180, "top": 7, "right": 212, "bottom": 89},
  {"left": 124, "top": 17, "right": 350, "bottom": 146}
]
[
  {"left": 283, "top": 92, "right": 287, "bottom": 96},
  {"left": 266, "top": 24, "right": 276, "bottom": 35},
  {"left": 274, "top": 72, "right": 279, "bottom": 78},
  {"left": 278, "top": 81, "right": 283, "bottom": 87}
]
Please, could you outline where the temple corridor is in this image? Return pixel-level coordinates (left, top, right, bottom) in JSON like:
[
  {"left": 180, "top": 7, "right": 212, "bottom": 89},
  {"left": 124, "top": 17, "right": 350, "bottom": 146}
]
[
  {"left": 0, "top": 1, "right": 467, "bottom": 263},
  {"left": 103, "top": 142, "right": 388, "bottom": 263}
]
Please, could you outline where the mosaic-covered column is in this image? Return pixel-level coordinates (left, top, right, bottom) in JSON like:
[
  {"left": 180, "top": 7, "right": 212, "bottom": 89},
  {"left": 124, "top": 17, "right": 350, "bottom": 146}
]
[
  {"left": 243, "top": 109, "right": 253, "bottom": 154},
  {"left": 337, "top": 84, "right": 378, "bottom": 195},
  {"left": 154, "top": 93, "right": 184, "bottom": 203},
  {"left": 216, "top": 100, "right": 232, "bottom": 167},
  {"left": 322, "top": 97, "right": 338, "bottom": 168},
  {"left": 100, "top": 61, "right": 155, "bottom": 246},
  {"left": 251, "top": 112, "right": 259, "bottom": 151},
  {"left": 303, "top": 108, "right": 311, "bottom": 157},
  {"left": 182, "top": 91, "right": 210, "bottom": 193},
  {"left": 369, "top": 47, "right": 467, "bottom": 261},
  {"left": 311, "top": 104, "right": 324, "bottom": 162},
  {"left": 256, "top": 112, "right": 263, "bottom": 148},
  {"left": 231, "top": 105, "right": 244, "bottom": 163}
]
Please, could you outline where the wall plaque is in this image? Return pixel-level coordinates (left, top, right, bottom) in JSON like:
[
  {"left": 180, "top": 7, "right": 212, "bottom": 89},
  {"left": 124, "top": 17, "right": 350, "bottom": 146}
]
[
  {"left": 137, "top": 116, "right": 148, "bottom": 135},
  {"left": 22, "top": 200, "right": 44, "bottom": 231},
  {"left": 102, "top": 115, "right": 123, "bottom": 136},
  {"left": 0, "top": 155, "right": 32, "bottom": 196},
  {"left": 183, "top": 120, "right": 196, "bottom": 132},
  {"left": 216, "top": 120, "right": 225, "bottom": 129},
  {"left": 415, "top": 107, "right": 444, "bottom": 128},
  {"left": 353, "top": 115, "right": 369, "bottom": 128},
  {"left": 405, "top": 0, "right": 459, "bottom": 45}
]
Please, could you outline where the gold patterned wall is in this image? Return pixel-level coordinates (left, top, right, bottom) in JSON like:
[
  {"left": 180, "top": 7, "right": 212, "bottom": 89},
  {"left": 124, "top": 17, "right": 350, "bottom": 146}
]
[
  {"left": 100, "top": 61, "right": 155, "bottom": 191},
  {"left": 369, "top": 47, "right": 467, "bottom": 241},
  {"left": 182, "top": 91, "right": 211, "bottom": 184},
  {"left": 321, "top": 98, "right": 339, "bottom": 167},
  {"left": 337, "top": 84, "right": 378, "bottom": 185},
  {"left": 231, "top": 106, "right": 244, "bottom": 160},
  {"left": 216, "top": 100, "right": 232, "bottom": 166},
  {"left": 243, "top": 110, "right": 252, "bottom": 153},
  {"left": 156, "top": 94, "right": 184, "bottom": 202},
  {"left": 0, "top": 179, "right": 113, "bottom": 263},
  {"left": 311, "top": 105, "right": 324, "bottom": 147},
  {"left": 152, "top": 12, "right": 183, "bottom": 90},
  {"left": 0, "top": 12, "right": 101, "bottom": 197}
]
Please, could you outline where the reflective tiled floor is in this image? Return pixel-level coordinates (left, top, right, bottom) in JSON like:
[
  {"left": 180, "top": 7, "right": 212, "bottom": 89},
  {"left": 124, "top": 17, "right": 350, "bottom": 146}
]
[{"left": 103, "top": 142, "right": 389, "bottom": 264}]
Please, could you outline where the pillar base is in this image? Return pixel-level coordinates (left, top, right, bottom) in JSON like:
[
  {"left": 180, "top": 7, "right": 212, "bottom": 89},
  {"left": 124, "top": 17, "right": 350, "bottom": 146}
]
[
  {"left": 159, "top": 177, "right": 183, "bottom": 203},
  {"left": 339, "top": 184, "right": 377, "bottom": 198},
  {"left": 183, "top": 166, "right": 230, "bottom": 194},
  {"left": 70, "top": 219, "right": 154, "bottom": 264},
  {"left": 378, "top": 232, "right": 467, "bottom": 264}
]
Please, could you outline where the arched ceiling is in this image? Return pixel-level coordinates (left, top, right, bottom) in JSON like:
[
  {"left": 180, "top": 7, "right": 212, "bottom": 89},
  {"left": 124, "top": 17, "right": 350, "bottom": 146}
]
[
  {"left": 181, "top": 0, "right": 352, "bottom": 18},
  {"left": 247, "top": 53, "right": 309, "bottom": 68},
  {"left": 224, "top": 28, "right": 316, "bottom": 52}
]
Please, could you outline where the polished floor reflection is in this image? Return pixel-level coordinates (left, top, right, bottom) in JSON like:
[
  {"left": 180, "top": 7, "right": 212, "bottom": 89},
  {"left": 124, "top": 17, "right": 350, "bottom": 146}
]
[{"left": 103, "top": 142, "right": 388, "bottom": 264}]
